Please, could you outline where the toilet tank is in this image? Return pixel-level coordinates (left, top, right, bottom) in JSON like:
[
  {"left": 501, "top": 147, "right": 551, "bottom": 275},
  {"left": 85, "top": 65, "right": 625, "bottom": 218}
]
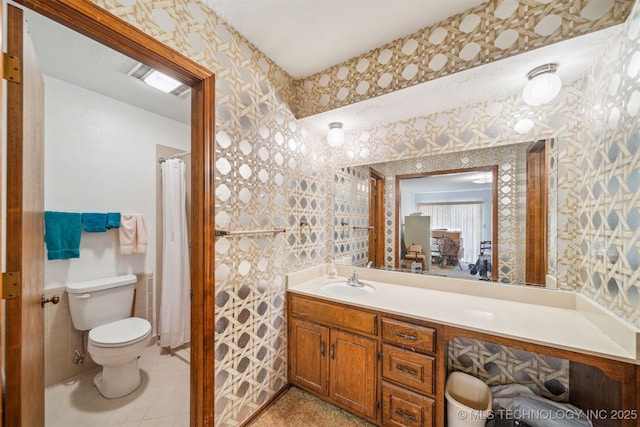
[{"left": 66, "top": 274, "right": 137, "bottom": 331}]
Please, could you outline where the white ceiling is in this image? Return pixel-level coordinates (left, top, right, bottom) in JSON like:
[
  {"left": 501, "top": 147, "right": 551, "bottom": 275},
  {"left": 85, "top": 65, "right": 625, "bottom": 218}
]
[
  {"left": 401, "top": 171, "right": 493, "bottom": 194},
  {"left": 22, "top": 2, "right": 620, "bottom": 133},
  {"left": 23, "top": 10, "right": 191, "bottom": 125},
  {"left": 203, "top": 0, "right": 488, "bottom": 79}
]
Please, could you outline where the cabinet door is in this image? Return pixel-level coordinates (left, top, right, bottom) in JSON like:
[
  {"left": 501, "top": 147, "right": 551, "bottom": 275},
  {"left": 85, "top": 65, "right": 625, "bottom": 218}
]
[
  {"left": 329, "top": 330, "right": 377, "bottom": 419},
  {"left": 289, "top": 318, "right": 329, "bottom": 395}
]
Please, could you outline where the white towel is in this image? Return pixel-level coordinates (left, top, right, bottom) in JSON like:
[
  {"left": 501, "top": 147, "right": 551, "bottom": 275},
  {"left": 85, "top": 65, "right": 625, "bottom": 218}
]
[{"left": 119, "top": 213, "right": 148, "bottom": 254}]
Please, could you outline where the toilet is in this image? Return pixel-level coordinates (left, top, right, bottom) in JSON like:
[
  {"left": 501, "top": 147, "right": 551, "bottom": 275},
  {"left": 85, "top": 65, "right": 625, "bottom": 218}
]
[{"left": 66, "top": 274, "right": 151, "bottom": 398}]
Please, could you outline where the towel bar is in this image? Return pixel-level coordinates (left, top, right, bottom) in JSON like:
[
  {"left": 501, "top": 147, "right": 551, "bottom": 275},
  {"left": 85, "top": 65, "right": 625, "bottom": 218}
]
[{"left": 215, "top": 228, "right": 285, "bottom": 237}]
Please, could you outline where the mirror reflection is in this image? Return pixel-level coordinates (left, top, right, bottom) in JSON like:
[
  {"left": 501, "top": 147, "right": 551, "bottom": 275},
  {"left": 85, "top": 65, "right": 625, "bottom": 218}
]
[
  {"left": 398, "top": 167, "right": 497, "bottom": 281},
  {"left": 333, "top": 140, "right": 553, "bottom": 286}
]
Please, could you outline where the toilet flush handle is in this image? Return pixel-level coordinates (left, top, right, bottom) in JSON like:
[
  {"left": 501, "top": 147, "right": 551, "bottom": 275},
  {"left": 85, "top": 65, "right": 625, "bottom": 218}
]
[{"left": 75, "top": 294, "right": 91, "bottom": 299}]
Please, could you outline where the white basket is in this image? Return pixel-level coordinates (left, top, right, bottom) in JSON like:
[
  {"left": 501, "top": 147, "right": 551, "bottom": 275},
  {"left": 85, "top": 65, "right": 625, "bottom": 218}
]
[{"left": 445, "top": 372, "right": 492, "bottom": 427}]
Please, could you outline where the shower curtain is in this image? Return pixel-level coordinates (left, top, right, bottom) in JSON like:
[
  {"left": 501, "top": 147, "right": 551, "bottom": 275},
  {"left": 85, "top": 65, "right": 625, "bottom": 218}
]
[{"left": 159, "top": 158, "right": 191, "bottom": 348}]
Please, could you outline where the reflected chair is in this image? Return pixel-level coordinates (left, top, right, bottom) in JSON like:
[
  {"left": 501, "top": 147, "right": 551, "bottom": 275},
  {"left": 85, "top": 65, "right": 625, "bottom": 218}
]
[{"left": 437, "top": 237, "right": 462, "bottom": 270}]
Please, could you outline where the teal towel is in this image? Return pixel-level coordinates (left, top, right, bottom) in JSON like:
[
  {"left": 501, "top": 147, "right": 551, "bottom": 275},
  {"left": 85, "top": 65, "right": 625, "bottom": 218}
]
[
  {"left": 106, "top": 212, "right": 121, "bottom": 229},
  {"left": 82, "top": 213, "right": 108, "bottom": 232},
  {"left": 44, "top": 211, "right": 82, "bottom": 260}
]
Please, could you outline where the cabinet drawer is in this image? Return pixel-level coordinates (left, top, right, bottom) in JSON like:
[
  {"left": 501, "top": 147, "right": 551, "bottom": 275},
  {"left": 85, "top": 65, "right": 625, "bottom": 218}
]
[
  {"left": 382, "top": 381, "right": 434, "bottom": 427},
  {"left": 381, "top": 318, "right": 435, "bottom": 353},
  {"left": 290, "top": 294, "right": 377, "bottom": 335},
  {"left": 382, "top": 344, "right": 435, "bottom": 395}
]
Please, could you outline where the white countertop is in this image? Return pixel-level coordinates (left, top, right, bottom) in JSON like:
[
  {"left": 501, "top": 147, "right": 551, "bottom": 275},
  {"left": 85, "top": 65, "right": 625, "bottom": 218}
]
[{"left": 287, "top": 265, "right": 640, "bottom": 364}]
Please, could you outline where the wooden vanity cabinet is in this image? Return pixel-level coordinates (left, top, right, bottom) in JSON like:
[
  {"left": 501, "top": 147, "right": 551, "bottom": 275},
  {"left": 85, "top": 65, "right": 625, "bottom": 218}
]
[
  {"left": 288, "top": 294, "right": 378, "bottom": 421},
  {"left": 289, "top": 317, "right": 328, "bottom": 395},
  {"left": 380, "top": 317, "right": 439, "bottom": 427},
  {"left": 329, "top": 329, "right": 378, "bottom": 418}
]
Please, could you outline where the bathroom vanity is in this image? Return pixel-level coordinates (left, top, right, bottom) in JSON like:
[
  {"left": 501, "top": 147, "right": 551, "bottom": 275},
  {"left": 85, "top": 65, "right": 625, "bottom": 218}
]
[{"left": 287, "top": 266, "right": 640, "bottom": 427}]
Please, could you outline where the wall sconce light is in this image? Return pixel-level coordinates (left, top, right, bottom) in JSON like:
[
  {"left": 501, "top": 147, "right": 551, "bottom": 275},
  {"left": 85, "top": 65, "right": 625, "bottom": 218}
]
[
  {"left": 327, "top": 122, "right": 345, "bottom": 147},
  {"left": 522, "top": 63, "right": 562, "bottom": 107}
]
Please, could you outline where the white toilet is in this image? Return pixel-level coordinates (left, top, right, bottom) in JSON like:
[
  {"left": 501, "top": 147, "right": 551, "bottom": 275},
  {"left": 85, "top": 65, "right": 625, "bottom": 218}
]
[{"left": 66, "top": 274, "right": 152, "bottom": 398}]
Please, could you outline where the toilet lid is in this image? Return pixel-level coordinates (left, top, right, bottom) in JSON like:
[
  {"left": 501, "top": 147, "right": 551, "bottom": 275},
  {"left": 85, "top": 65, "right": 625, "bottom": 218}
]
[{"left": 89, "top": 317, "right": 151, "bottom": 347}]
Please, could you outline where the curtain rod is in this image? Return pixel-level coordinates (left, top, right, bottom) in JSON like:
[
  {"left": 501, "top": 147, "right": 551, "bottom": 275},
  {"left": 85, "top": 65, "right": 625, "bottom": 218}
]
[{"left": 158, "top": 152, "right": 191, "bottom": 164}]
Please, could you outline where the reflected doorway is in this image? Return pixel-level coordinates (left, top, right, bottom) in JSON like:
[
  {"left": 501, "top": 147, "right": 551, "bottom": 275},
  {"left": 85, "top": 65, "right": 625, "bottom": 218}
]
[{"left": 369, "top": 168, "right": 385, "bottom": 268}]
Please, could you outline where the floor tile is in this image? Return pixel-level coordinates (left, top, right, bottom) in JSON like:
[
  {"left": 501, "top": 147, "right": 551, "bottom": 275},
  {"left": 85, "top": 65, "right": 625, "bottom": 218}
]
[{"left": 45, "top": 343, "right": 189, "bottom": 426}]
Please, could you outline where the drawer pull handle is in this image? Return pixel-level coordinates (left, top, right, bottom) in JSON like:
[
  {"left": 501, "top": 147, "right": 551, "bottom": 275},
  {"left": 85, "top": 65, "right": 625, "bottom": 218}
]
[
  {"left": 395, "top": 332, "right": 418, "bottom": 341},
  {"left": 320, "top": 341, "right": 325, "bottom": 357},
  {"left": 396, "top": 409, "right": 417, "bottom": 421},
  {"left": 396, "top": 364, "right": 417, "bottom": 376},
  {"left": 330, "top": 343, "right": 335, "bottom": 359}
]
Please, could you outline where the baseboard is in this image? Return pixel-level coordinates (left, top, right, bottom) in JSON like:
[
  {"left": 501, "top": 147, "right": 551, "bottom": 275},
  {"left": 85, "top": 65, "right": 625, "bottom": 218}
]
[{"left": 239, "top": 382, "right": 292, "bottom": 427}]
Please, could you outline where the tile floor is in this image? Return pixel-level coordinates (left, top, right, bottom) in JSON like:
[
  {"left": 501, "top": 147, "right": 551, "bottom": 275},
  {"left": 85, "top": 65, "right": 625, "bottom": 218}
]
[
  {"left": 247, "top": 386, "right": 374, "bottom": 427},
  {"left": 45, "top": 343, "right": 190, "bottom": 427}
]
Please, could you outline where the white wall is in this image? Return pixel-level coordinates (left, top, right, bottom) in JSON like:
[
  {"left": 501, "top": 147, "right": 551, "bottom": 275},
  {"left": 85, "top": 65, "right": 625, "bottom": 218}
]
[{"left": 43, "top": 75, "right": 190, "bottom": 288}]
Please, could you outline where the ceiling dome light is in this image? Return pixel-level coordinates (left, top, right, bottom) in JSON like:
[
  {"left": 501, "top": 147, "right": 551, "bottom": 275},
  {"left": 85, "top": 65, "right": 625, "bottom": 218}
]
[
  {"left": 522, "top": 63, "right": 562, "bottom": 107},
  {"left": 327, "top": 122, "right": 345, "bottom": 147}
]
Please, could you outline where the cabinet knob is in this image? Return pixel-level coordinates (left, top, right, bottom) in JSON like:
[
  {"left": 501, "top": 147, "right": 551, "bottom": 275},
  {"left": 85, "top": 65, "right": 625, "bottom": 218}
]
[
  {"left": 320, "top": 341, "right": 325, "bottom": 357},
  {"left": 330, "top": 343, "right": 335, "bottom": 359}
]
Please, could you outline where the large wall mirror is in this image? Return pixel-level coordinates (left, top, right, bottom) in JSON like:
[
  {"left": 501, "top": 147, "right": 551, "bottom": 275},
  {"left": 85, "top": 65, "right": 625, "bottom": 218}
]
[{"left": 333, "top": 140, "right": 554, "bottom": 286}]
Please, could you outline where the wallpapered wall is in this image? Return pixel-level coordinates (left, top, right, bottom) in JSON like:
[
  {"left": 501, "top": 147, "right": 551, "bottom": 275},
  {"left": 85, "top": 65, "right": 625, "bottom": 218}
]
[
  {"left": 90, "top": 0, "right": 639, "bottom": 425},
  {"left": 560, "top": 1, "right": 640, "bottom": 325},
  {"left": 293, "top": 0, "right": 633, "bottom": 118}
]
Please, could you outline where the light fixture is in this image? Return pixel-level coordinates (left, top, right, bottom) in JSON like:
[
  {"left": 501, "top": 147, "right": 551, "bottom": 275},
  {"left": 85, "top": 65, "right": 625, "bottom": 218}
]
[
  {"left": 127, "top": 63, "right": 190, "bottom": 97},
  {"left": 522, "top": 63, "right": 562, "bottom": 107},
  {"left": 472, "top": 173, "right": 492, "bottom": 184},
  {"left": 142, "top": 70, "right": 182, "bottom": 93},
  {"left": 327, "top": 122, "right": 345, "bottom": 147}
]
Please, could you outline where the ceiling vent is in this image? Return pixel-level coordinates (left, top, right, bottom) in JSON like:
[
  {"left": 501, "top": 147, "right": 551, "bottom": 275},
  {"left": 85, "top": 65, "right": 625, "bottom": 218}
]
[{"left": 127, "top": 63, "right": 191, "bottom": 97}]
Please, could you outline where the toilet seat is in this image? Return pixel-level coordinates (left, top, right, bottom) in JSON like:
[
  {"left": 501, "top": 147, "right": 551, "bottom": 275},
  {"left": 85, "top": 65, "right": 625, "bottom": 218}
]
[{"left": 89, "top": 317, "right": 151, "bottom": 348}]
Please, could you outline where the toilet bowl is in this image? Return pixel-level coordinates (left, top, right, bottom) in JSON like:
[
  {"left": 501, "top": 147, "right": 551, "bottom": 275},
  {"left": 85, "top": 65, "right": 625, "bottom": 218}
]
[
  {"left": 66, "top": 274, "right": 152, "bottom": 399},
  {"left": 88, "top": 317, "right": 152, "bottom": 398}
]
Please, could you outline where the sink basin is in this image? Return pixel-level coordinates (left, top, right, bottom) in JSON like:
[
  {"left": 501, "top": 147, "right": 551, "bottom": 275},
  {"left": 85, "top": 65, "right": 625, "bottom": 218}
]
[{"left": 320, "top": 281, "right": 375, "bottom": 297}]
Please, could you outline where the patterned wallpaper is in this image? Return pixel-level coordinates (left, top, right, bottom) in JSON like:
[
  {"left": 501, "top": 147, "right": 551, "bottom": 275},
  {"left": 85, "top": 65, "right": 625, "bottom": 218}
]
[
  {"left": 92, "top": 1, "right": 329, "bottom": 424},
  {"left": 449, "top": 337, "right": 570, "bottom": 402},
  {"left": 293, "top": 0, "right": 633, "bottom": 118},
  {"left": 87, "top": 1, "right": 640, "bottom": 426},
  {"left": 557, "top": 0, "right": 640, "bottom": 325},
  {"left": 333, "top": 166, "right": 371, "bottom": 267}
]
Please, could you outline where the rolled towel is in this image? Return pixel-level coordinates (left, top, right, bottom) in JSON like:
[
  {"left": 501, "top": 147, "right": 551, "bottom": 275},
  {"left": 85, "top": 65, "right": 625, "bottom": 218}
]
[
  {"left": 82, "top": 213, "right": 107, "bottom": 232},
  {"left": 44, "top": 211, "right": 82, "bottom": 260},
  {"left": 106, "top": 212, "right": 121, "bottom": 229}
]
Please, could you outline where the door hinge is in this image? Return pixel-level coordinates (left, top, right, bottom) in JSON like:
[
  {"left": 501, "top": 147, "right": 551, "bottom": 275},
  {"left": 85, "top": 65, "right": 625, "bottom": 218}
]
[
  {"left": 3, "top": 53, "right": 21, "bottom": 83},
  {"left": 2, "top": 272, "right": 21, "bottom": 299}
]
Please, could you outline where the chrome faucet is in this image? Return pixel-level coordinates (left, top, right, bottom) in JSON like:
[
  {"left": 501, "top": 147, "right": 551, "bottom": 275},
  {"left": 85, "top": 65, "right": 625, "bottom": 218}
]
[
  {"left": 366, "top": 261, "right": 373, "bottom": 268},
  {"left": 347, "top": 269, "right": 363, "bottom": 287}
]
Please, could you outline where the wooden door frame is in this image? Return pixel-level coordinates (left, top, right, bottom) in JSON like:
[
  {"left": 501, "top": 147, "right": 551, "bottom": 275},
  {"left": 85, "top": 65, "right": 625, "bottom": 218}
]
[
  {"left": 368, "top": 167, "right": 384, "bottom": 268},
  {"left": 8, "top": 1, "right": 216, "bottom": 425},
  {"left": 525, "top": 140, "right": 548, "bottom": 286}
]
